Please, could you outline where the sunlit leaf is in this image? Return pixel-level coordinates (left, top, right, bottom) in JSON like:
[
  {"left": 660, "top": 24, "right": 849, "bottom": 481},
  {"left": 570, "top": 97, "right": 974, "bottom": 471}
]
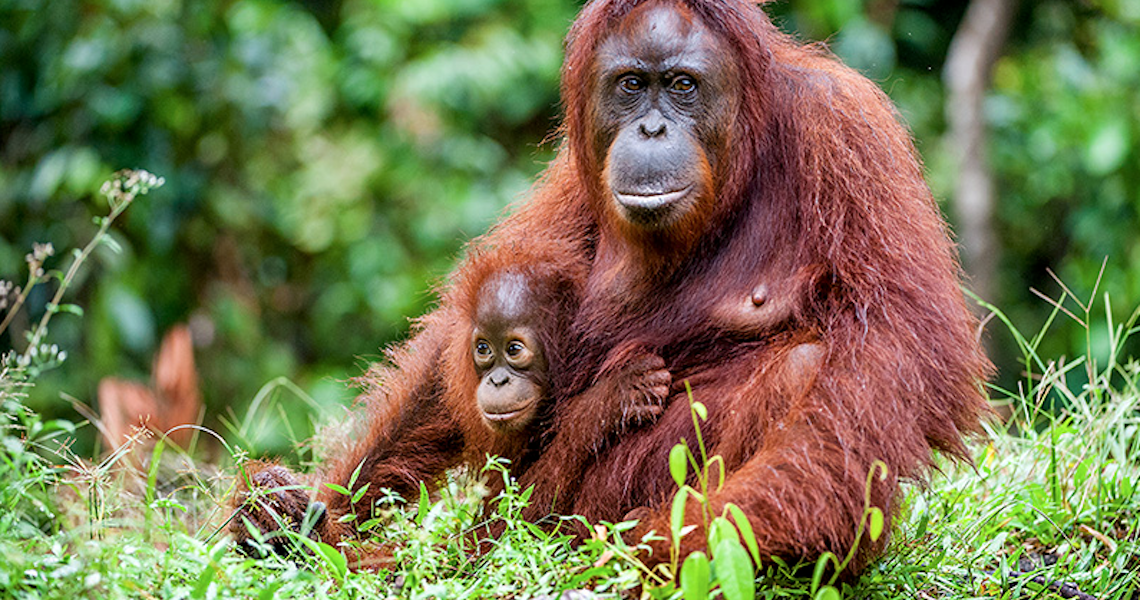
[
  {"left": 296, "top": 536, "right": 348, "bottom": 582},
  {"left": 867, "top": 507, "right": 884, "bottom": 542},
  {"left": 680, "top": 551, "right": 711, "bottom": 600},
  {"left": 352, "top": 482, "right": 371, "bottom": 504},
  {"left": 416, "top": 481, "right": 430, "bottom": 525},
  {"left": 712, "top": 538, "right": 754, "bottom": 600},
  {"left": 671, "top": 488, "right": 690, "bottom": 544},
  {"left": 670, "top": 443, "right": 689, "bottom": 488},
  {"left": 692, "top": 402, "right": 708, "bottom": 421},
  {"left": 725, "top": 503, "right": 761, "bottom": 567},
  {"left": 709, "top": 516, "right": 739, "bottom": 552},
  {"left": 323, "top": 483, "right": 351, "bottom": 496}
]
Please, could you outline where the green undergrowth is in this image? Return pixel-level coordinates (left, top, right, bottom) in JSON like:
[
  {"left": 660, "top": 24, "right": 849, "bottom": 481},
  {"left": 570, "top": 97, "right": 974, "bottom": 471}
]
[{"left": 2, "top": 174, "right": 1138, "bottom": 598}]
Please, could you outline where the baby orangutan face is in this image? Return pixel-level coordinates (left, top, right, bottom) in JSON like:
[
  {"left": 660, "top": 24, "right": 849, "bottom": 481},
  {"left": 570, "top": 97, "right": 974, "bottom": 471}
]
[{"left": 471, "top": 272, "right": 550, "bottom": 433}]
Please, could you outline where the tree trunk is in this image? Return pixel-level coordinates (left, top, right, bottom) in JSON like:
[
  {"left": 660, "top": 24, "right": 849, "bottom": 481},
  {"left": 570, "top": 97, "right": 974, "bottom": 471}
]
[{"left": 944, "top": 0, "right": 1017, "bottom": 302}]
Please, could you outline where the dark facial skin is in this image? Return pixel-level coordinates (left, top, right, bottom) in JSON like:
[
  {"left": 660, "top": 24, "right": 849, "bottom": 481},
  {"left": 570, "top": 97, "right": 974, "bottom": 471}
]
[
  {"left": 471, "top": 273, "right": 549, "bottom": 433},
  {"left": 592, "top": 3, "right": 738, "bottom": 229}
]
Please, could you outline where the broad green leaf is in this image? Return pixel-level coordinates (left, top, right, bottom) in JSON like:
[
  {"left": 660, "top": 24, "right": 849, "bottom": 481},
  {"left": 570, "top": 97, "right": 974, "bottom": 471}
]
[
  {"left": 708, "top": 516, "right": 739, "bottom": 551},
  {"left": 712, "top": 538, "right": 754, "bottom": 600},
  {"left": 680, "top": 551, "right": 711, "bottom": 600},
  {"left": 670, "top": 443, "right": 689, "bottom": 488},
  {"left": 725, "top": 503, "right": 761, "bottom": 567},
  {"left": 191, "top": 563, "right": 218, "bottom": 600},
  {"left": 815, "top": 586, "right": 842, "bottom": 600}
]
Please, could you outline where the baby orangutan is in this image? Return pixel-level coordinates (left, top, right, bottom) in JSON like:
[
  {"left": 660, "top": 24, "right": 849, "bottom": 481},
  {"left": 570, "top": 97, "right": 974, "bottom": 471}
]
[
  {"left": 452, "top": 264, "right": 673, "bottom": 514},
  {"left": 230, "top": 256, "right": 671, "bottom": 558},
  {"left": 454, "top": 264, "right": 677, "bottom": 544}
]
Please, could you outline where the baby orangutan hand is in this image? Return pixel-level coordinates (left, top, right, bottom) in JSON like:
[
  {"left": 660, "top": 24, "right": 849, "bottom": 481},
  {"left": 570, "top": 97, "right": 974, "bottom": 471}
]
[{"left": 602, "top": 348, "right": 672, "bottom": 433}]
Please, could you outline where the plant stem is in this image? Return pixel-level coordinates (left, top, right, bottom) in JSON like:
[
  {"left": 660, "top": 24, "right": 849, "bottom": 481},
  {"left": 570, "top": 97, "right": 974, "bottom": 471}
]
[
  {"left": 21, "top": 201, "right": 130, "bottom": 363},
  {"left": 0, "top": 271, "right": 40, "bottom": 339}
]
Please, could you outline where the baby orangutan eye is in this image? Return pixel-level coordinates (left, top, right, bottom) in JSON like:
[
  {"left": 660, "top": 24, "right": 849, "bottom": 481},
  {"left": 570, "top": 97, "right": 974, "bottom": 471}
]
[{"left": 506, "top": 341, "right": 525, "bottom": 356}]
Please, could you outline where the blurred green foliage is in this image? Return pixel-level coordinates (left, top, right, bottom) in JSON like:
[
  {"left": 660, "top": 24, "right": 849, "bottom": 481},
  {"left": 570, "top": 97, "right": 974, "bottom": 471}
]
[
  {"left": 2, "top": 0, "right": 1139, "bottom": 454},
  {"left": 1, "top": 0, "right": 577, "bottom": 453},
  {"left": 983, "top": 2, "right": 1140, "bottom": 370}
]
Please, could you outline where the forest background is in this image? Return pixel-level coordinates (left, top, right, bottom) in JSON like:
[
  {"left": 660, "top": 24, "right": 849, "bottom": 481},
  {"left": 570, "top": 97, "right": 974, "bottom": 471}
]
[{"left": 3, "top": 0, "right": 1140, "bottom": 458}]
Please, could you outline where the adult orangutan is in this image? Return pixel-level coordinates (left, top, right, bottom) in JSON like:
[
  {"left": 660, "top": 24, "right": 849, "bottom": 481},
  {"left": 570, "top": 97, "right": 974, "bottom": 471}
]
[{"left": 231, "top": 0, "right": 991, "bottom": 576}]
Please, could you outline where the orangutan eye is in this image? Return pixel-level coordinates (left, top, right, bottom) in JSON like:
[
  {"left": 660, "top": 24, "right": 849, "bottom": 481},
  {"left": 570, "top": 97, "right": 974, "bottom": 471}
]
[
  {"left": 619, "top": 75, "right": 646, "bottom": 93},
  {"left": 671, "top": 76, "right": 696, "bottom": 93},
  {"left": 476, "top": 341, "right": 492, "bottom": 356},
  {"left": 506, "top": 341, "right": 525, "bottom": 356}
]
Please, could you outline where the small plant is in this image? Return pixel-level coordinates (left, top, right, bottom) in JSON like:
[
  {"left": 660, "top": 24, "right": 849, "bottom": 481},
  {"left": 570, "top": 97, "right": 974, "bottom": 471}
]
[
  {"left": 805, "top": 462, "right": 888, "bottom": 600},
  {"left": 644, "top": 384, "right": 891, "bottom": 600},
  {"left": 1, "top": 168, "right": 164, "bottom": 378},
  {"left": 634, "top": 383, "right": 760, "bottom": 600}
]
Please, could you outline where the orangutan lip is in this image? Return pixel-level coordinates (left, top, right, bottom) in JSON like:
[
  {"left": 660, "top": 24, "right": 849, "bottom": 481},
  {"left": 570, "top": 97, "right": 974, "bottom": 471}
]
[
  {"left": 614, "top": 186, "right": 692, "bottom": 211},
  {"left": 484, "top": 410, "right": 522, "bottom": 422},
  {"left": 483, "top": 401, "right": 534, "bottom": 422}
]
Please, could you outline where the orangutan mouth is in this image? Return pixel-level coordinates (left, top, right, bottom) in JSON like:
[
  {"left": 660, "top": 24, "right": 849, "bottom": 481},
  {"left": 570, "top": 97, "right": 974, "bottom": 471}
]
[{"left": 614, "top": 186, "right": 693, "bottom": 212}]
